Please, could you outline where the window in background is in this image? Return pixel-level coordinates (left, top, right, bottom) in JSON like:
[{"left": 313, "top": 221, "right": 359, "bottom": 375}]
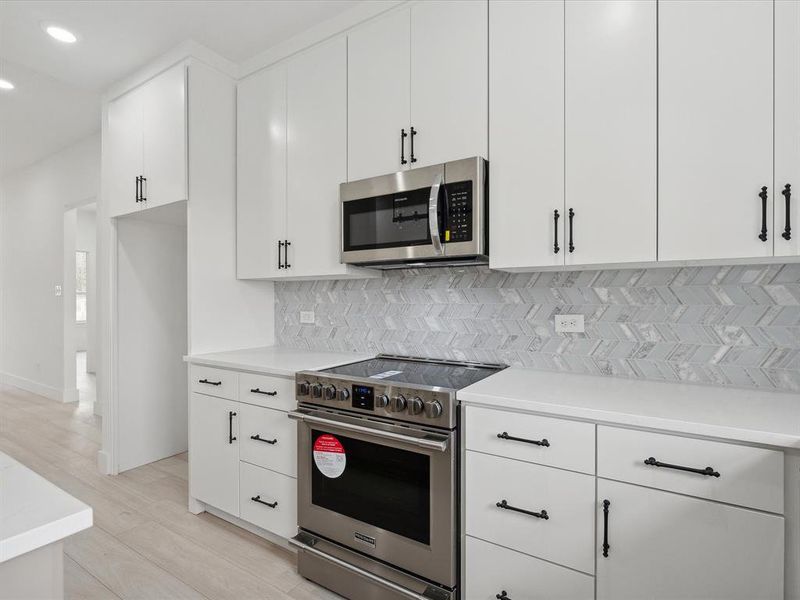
[{"left": 76, "top": 251, "right": 88, "bottom": 323}]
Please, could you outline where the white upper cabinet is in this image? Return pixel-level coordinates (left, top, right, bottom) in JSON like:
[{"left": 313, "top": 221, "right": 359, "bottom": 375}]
[
  {"left": 106, "top": 63, "right": 187, "bottom": 218},
  {"left": 236, "top": 39, "right": 378, "bottom": 280},
  {"left": 489, "top": 0, "right": 564, "bottom": 270},
  {"left": 286, "top": 37, "right": 350, "bottom": 277},
  {"left": 347, "top": 8, "right": 411, "bottom": 182},
  {"left": 347, "top": 1, "right": 488, "bottom": 180},
  {"left": 564, "top": 0, "right": 656, "bottom": 266},
  {"left": 658, "top": 0, "right": 774, "bottom": 261},
  {"left": 410, "top": 0, "right": 488, "bottom": 169},
  {"left": 141, "top": 63, "right": 187, "bottom": 210},
  {"left": 106, "top": 88, "right": 144, "bottom": 218},
  {"left": 775, "top": 0, "right": 800, "bottom": 257},
  {"left": 236, "top": 65, "right": 287, "bottom": 279}
]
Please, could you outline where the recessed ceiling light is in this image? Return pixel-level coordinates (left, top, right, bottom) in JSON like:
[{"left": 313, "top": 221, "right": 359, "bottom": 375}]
[
  {"left": 0, "top": 79, "right": 15, "bottom": 91},
  {"left": 44, "top": 25, "right": 77, "bottom": 44}
]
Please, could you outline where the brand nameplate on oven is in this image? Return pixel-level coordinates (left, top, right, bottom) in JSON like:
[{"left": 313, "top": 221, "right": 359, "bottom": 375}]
[{"left": 354, "top": 532, "right": 376, "bottom": 548}]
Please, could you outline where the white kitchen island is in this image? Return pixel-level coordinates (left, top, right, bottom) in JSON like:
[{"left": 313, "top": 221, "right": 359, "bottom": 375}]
[{"left": 0, "top": 451, "right": 92, "bottom": 600}]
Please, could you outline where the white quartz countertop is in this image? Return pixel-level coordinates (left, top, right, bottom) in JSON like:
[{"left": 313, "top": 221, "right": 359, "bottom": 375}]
[
  {"left": 0, "top": 452, "right": 92, "bottom": 563},
  {"left": 184, "top": 346, "right": 374, "bottom": 377},
  {"left": 458, "top": 368, "right": 800, "bottom": 449}
]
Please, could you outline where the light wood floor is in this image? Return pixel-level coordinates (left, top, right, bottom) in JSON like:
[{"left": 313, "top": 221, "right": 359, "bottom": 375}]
[{"left": 0, "top": 384, "right": 340, "bottom": 600}]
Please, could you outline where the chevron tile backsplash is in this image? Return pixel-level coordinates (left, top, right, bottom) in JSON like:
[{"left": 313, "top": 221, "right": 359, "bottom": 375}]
[{"left": 275, "top": 264, "right": 800, "bottom": 392}]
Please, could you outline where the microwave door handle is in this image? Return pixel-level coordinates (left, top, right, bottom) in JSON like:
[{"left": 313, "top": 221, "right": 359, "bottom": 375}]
[
  {"left": 288, "top": 411, "right": 449, "bottom": 452},
  {"left": 428, "top": 172, "right": 444, "bottom": 255}
]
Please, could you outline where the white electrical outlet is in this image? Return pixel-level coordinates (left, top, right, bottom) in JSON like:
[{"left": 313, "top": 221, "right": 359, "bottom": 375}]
[
  {"left": 555, "top": 314, "right": 584, "bottom": 333},
  {"left": 300, "top": 310, "right": 315, "bottom": 324}
]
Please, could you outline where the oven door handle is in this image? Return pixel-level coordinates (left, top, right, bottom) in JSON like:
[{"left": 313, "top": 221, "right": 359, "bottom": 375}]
[
  {"left": 289, "top": 536, "right": 434, "bottom": 600},
  {"left": 428, "top": 172, "right": 444, "bottom": 256},
  {"left": 288, "top": 411, "right": 449, "bottom": 452}
]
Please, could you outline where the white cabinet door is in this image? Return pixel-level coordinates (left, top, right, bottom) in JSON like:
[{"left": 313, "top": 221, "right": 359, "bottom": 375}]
[
  {"left": 489, "top": 0, "right": 564, "bottom": 270},
  {"left": 348, "top": 8, "right": 411, "bottom": 181},
  {"left": 141, "top": 63, "right": 188, "bottom": 210},
  {"left": 106, "top": 88, "right": 143, "bottom": 218},
  {"left": 775, "top": 0, "right": 800, "bottom": 256},
  {"left": 236, "top": 65, "right": 287, "bottom": 279},
  {"left": 286, "top": 37, "right": 348, "bottom": 277},
  {"left": 596, "top": 479, "right": 784, "bottom": 600},
  {"left": 659, "top": 0, "right": 773, "bottom": 261},
  {"left": 410, "top": 0, "right": 488, "bottom": 168},
  {"left": 189, "top": 393, "right": 239, "bottom": 517},
  {"left": 565, "top": 0, "right": 656, "bottom": 266}
]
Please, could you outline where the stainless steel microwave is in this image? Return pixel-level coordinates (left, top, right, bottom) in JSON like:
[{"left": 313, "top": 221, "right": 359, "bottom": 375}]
[{"left": 340, "top": 157, "right": 488, "bottom": 268}]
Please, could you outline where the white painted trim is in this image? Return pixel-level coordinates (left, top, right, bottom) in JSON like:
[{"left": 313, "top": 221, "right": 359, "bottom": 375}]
[
  {"left": 96, "top": 450, "right": 111, "bottom": 475},
  {"left": 62, "top": 388, "right": 79, "bottom": 404},
  {"left": 0, "top": 373, "right": 69, "bottom": 403},
  {"left": 238, "top": 0, "right": 407, "bottom": 78}
]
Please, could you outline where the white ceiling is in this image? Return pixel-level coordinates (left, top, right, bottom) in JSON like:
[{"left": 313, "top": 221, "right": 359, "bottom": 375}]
[{"left": 0, "top": 0, "right": 361, "bottom": 175}]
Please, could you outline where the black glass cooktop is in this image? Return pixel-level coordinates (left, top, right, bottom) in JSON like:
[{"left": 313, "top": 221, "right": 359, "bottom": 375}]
[{"left": 319, "top": 355, "right": 505, "bottom": 390}]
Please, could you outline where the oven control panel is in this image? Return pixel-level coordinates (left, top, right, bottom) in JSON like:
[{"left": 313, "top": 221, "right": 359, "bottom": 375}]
[{"left": 295, "top": 374, "right": 455, "bottom": 429}]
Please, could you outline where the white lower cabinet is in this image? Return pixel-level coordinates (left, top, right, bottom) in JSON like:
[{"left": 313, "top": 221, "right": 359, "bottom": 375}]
[
  {"left": 189, "top": 392, "right": 240, "bottom": 517},
  {"left": 465, "top": 536, "right": 594, "bottom": 600},
  {"left": 239, "top": 462, "right": 297, "bottom": 540},
  {"left": 466, "top": 451, "right": 595, "bottom": 574},
  {"left": 596, "top": 479, "right": 784, "bottom": 600},
  {"left": 189, "top": 366, "right": 298, "bottom": 542}
]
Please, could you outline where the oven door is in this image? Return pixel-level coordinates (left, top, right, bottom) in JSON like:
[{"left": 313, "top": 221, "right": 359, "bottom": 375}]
[{"left": 290, "top": 407, "right": 456, "bottom": 588}]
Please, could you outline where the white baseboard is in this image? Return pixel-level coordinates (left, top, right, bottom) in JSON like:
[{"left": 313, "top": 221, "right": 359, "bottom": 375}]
[
  {"left": 62, "top": 388, "right": 79, "bottom": 404},
  {"left": 0, "top": 372, "right": 70, "bottom": 403},
  {"left": 96, "top": 450, "right": 112, "bottom": 475}
]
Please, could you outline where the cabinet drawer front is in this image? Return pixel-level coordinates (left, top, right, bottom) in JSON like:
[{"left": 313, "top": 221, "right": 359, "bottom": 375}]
[
  {"left": 239, "top": 462, "right": 297, "bottom": 539},
  {"left": 239, "top": 403, "right": 296, "bottom": 477},
  {"left": 466, "top": 451, "right": 595, "bottom": 574},
  {"left": 466, "top": 536, "right": 594, "bottom": 600},
  {"left": 238, "top": 372, "right": 295, "bottom": 411},
  {"left": 598, "top": 426, "right": 784, "bottom": 513},
  {"left": 190, "top": 366, "right": 238, "bottom": 400},
  {"left": 465, "top": 406, "right": 595, "bottom": 474}
]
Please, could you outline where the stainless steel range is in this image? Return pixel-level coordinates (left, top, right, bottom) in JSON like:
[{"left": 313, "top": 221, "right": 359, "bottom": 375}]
[{"left": 289, "top": 355, "right": 505, "bottom": 600}]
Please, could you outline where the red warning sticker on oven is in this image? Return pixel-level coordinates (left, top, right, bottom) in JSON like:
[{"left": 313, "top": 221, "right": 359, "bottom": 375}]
[{"left": 313, "top": 434, "right": 346, "bottom": 479}]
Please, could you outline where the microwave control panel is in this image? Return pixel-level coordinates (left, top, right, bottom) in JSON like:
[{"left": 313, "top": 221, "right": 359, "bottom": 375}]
[{"left": 445, "top": 180, "right": 473, "bottom": 243}]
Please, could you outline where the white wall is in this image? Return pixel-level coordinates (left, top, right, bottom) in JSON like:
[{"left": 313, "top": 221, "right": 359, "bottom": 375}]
[{"left": 0, "top": 135, "right": 100, "bottom": 401}]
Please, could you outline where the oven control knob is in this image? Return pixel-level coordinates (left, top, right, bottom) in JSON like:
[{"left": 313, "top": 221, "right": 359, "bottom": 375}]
[
  {"left": 424, "top": 400, "right": 443, "bottom": 419},
  {"left": 297, "top": 381, "right": 311, "bottom": 396},
  {"left": 337, "top": 388, "right": 350, "bottom": 402},
  {"left": 389, "top": 394, "right": 407, "bottom": 412},
  {"left": 310, "top": 383, "right": 323, "bottom": 398},
  {"left": 376, "top": 394, "right": 390, "bottom": 409},
  {"left": 323, "top": 385, "right": 337, "bottom": 400},
  {"left": 408, "top": 397, "right": 424, "bottom": 415}
]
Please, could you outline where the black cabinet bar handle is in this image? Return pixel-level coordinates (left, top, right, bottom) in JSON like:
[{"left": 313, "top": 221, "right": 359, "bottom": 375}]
[
  {"left": 198, "top": 378, "right": 222, "bottom": 386},
  {"left": 644, "top": 456, "right": 720, "bottom": 478},
  {"left": 135, "top": 176, "right": 141, "bottom": 202},
  {"left": 553, "top": 209, "right": 560, "bottom": 254},
  {"left": 278, "top": 240, "right": 284, "bottom": 269},
  {"left": 602, "top": 499, "right": 610, "bottom": 558},
  {"left": 568, "top": 207, "right": 575, "bottom": 253},
  {"left": 284, "top": 240, "right": 291, "bottom": 268},
  {"left": 251, "top": 495, "right": 278, "bottom": 508},
  {"left": 782, "top": 184, "right": 792, "bottom": 241},
  {"left": 409, "top": 126, "right": 417, "bottom": 163},
  {"left": 496, "top": 593, "right": 511, "bottom": 600},
  {"left": 496, "top": 499, "right": 549, "bottom": 520},
  {"left": 228, "top": 411, "right": 237, "bottom": 444},
  {"left": 140, "top": 176, "right": 147, "bottom": 202},
  {"left": 250, "top": 388, "right": 277, "bottom": 396},
  {"left": 759, "top": 186, "right": 768, "bottom": 242},
  {"left": 250, "top": 434, "right": 278, "bottom": 445},
  {"left": 497, "top": 431, "right": 550, "bottom": 447},
  {"left": 400, "top": 129, "right": 408, "bottom": 165}
]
